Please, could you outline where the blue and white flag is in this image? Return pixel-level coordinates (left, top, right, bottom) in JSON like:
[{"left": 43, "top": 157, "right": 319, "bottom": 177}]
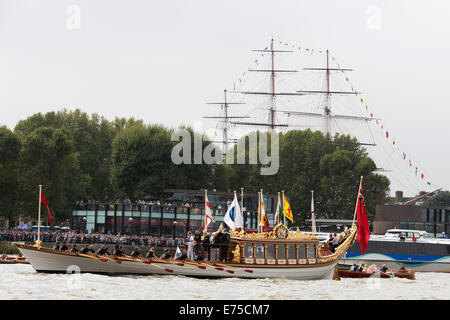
[
  {"left": 175, "top": 246, "right": 182, "bottom": 259},
  {"left": 224, "top": 193, "right": 243, "bottom": 230}
]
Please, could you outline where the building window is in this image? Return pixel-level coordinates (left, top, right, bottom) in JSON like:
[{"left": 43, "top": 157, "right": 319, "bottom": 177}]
[
  {"left": 425, "top": 223, "right": 434, "bottom": 233},
  {"left": 421, "top": 209, "right": 427, "bottom": 222},
  {"left": 415, "top": 222, "right": 424, "bottom": 231},
  {"left": 429, "top": 209, "right": 435, "bottom": 222}
]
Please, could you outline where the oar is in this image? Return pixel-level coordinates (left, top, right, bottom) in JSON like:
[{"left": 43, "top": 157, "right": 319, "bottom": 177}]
[
  {"left": 182, "top": 260, "right": 239, "bottom": 274},
  {"left": 140, "top": 259, "right": 174, "bottom": 273},
  {"left": 76, "top": 253, "right": 117, "bottom": 263},
  {"left": 128, "top": 257, "right": 173, "bottom": 273},
  {"left": 213, "top": 262, "right": 254, "bottom": 274},
  {"left": 151, "top": 258, "right": 185, "bottom": 267}
]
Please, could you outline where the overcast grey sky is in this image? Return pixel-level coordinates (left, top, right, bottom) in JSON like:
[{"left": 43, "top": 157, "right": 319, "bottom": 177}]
[{"left": 1, "top": 0, "right": 449, "bottom": 197}]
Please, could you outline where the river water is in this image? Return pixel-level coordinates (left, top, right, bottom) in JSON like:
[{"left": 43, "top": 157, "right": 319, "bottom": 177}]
[{"left": 1, "top": 264, "right": 449, "bottom": 300}]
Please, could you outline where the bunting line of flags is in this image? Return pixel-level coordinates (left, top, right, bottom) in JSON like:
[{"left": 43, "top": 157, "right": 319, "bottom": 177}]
[
  {"left": 327, "top": 52, "right": 434, "bottom": 188},
  {"left": 224, "top": 39, "right": 434, "bottom": 188}
]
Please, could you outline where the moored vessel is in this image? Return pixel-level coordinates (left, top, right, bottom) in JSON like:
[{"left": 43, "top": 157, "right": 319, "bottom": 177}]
[{"left": 341, "top": 229, "right": 450, "bottom": 272}]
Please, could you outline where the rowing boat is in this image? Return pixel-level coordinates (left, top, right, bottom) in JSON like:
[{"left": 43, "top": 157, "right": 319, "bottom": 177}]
[{"left": 16, "top": 224, "right": 357, "bottom": 280}]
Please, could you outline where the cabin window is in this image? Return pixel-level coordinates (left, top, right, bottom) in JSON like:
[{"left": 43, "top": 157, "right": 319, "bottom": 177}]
[
  {"left": 287, "top": 245, "right": 296, "bottom": 259},
  {"left": 298, "top": 245, "right": 306, "bottom": 259},
  {"left": 255, "top": 245, "right": 264, "bottom": 259},
  {"left": 307, "top": 245, "right": 316, "bottom": 259},
  {"left": 277, "top": 245, "right": 286, "bottom": 260},
  {"left": 245, "top": 244, "right": 254, "bottom": 258},
  {"left": 266, "top": 245, "right": 275, "bottom": 259}
]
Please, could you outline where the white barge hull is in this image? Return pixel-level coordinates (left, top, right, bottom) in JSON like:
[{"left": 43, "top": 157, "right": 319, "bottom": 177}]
[{"left": 18, "top": 246, "right": 337, "bottom": 280}]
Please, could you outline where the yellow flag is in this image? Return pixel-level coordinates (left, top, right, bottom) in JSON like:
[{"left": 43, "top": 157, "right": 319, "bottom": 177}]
[{"left": 283, "top": 195, "right": 294, "bottom": 223}]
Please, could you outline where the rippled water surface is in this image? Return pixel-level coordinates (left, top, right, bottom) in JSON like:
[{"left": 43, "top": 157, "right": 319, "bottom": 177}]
[{"left": 1, "top": 264, "right": 449, "bottom": 300}]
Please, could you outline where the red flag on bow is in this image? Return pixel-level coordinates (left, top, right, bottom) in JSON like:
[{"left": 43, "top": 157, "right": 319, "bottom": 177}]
[
  {"left": 41, "top": 191, "right": 54, "bottom": 226},
  {"left": 356, "top": 183, "right": 370, "bottom": 255}
]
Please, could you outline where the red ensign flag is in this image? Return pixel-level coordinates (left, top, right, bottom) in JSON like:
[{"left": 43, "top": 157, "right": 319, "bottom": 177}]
[
  {"left": 356, "top": 184, "right": 370, "bottom": 255},
  {"left": 41, "top": 191, "right": 54, "bottom": 226}
]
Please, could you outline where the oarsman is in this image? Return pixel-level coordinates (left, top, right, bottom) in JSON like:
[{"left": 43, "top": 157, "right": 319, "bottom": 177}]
[
  {"left": 160, "top": 248, "right": 171, "bottom": 259},
  {"left": 60, "top": 241, "right": 69, "bottom": 251},
  {"left": 130, "top": 247, "right": 141, "bottom": 258},
  {"left": 176, "top": 249, "right": 188, "bottom": 261},
  {"left": 80, "top": 244, "right": 90, "bottom": 254},
  {"left": 112, "top": 244, "right": 124, "bottom": 257},
  {"left": 53, "top": 241, "right": 61, "bottom": 250},
  {"left": 145, "top": 247, "right": 156, "bottom": 259},
  {"left": 97, "top": 245, "right": 109, "bottom": 256},
  {"left": 70, "top": 244, "right": 79, "bottom": 253}
]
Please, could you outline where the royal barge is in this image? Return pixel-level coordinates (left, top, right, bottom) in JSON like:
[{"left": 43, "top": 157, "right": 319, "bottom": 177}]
[{"left": 16, "top": 224, "right": 357, "bottom": 280}]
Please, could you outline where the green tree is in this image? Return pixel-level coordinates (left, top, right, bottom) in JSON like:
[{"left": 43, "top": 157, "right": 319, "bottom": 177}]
[
  {"left": 15, "top": 109, "right": 118, "bottom": 202},
  {"left": 18, "top": 127, "right": 83, "bottom": 223},
  {"left": 224, "top": 129, "right": 390, "bottom": 226}
]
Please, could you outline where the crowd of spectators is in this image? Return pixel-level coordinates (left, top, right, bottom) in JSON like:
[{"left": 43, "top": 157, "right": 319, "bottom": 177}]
[
  {"left": 0, "top": 229, "right": 186, "bottom": 248},
  {"left": 75, "top": 197, "right": 230, "bottom": 210},
  {"left": 76, "top": 198, "right": 202, "bottom": 208}
]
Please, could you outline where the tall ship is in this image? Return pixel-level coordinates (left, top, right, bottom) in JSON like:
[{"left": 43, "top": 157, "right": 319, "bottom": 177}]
[{"left": 203, "top": 38, "right": 447, "bottom": 272}]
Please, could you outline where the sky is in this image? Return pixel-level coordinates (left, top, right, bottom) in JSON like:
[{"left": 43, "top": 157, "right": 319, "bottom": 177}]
[{"left": 0, "top": 0, "right": 449, "bottom": 197}]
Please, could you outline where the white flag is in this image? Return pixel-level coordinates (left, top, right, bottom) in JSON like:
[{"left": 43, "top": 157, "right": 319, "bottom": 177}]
[
  {"left": 224, "top": 193, "right": 243, "bottom": 230},
  {"left": 175, "top": 246, "right": 182, "bottom": 259}
]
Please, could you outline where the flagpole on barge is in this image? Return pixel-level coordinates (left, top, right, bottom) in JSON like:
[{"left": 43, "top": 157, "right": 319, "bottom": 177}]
[
  {"left": 240, "top": 187, "right": 245, "bottom": 233},
  {"left": 352, "top": 176, "right": 364, "bottom": 226},
  {"left": 35, "top": 185, "right": 42, "bottom": 248}
]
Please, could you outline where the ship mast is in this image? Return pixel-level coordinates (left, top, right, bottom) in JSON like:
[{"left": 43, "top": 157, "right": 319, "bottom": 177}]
[
  {"left": 293, "top": 49, "right": 378, "bottom": 145},
  {"left": 231, "top": 38, "right": 303, "bottom": 130},
  {"left": 204, "top": 89, "right": 248, "bottom": 156},
  {"left": 269, "top": 38, "right": 276, "bottom": 130},
  {"left": 325, "top": 49, "right": 331, "bottom": 134}
]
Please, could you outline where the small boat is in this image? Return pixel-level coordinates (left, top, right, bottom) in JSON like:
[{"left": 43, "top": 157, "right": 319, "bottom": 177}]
[
  {"left": 338, "top": 267, "right": 415, "bottom": 280},
  {"left": 0, "top": 256, "right": 30, "bottom": 264},
  {"left": 341, "top": 229, "right": 450, "bottom": 272},
  {"left": 16, "top": 224, "right": 357, "bottom": 280}
]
